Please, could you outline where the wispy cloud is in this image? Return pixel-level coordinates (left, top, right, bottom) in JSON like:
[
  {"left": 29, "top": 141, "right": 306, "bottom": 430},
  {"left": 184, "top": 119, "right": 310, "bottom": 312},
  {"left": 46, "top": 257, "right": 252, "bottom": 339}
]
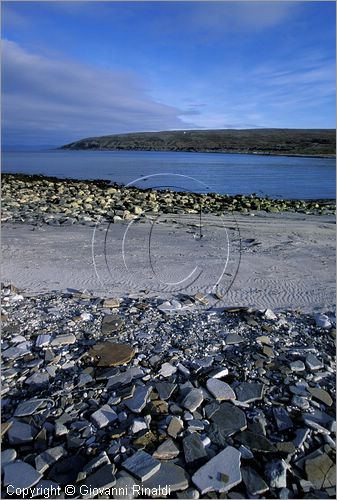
[{"left": 2, "top": 39, "right": 194, "bottom": 145}]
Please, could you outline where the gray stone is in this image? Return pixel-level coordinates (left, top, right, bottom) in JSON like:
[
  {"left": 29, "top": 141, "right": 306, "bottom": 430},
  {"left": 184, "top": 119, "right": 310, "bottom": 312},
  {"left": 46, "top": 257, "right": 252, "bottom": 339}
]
[
  {"left": 1, "top": 449, "right": 17, "bottom": 473},
  {"left": 143, "top": 461, "right": 189, "bottom": 493},
  {"left": 182, "top": 389, "right": 204, "bottom": 412},
  {"left": 51, "top": 333, "right": 76, "bottom": 346},
  {"left": 192, "top": 446, "right": 241, "bottom": 494},
  {"left": 241, "top": 466, "right": 269, "bottom": 495},
  {"left": 101, "top": 315, "right": 124, "bottom": 335},
  {"left": 7, "top": 420, "right": 37, "bottom": 445},
  {"left": 308, "top": 387, "right": 333, "bottom": 406},
  {"left": 168, "top": 416, "right": 184, "bottom": 438},
  {"left": 273, "top": 407, "right": 293, "bottom": 431},
  {"left": 155, "top": 382, "right": 177, "bottom": 400},
  {"left": 225, "top": 333, "right": 244, "bottom": 345},
  {"left": 113, "top": 471, "right": 140, "bottom": 499},
  {"left": 90, "top": 405, "right": 118, "bottom": 428},
  {"left": 305, "top": 453, "right": 336, "bottom": 489},
  {"left": 210, "top": 402, "right": 247, "bottom": 436},
  {"left": 305, "top": 353, "right": 324, "bottom": 371},
  {"left": 125, "top": 385, "right": 152, "bottom": 413},
  {"left": 82, "top": 464, "right": 116, "bottom": 491},
  {"left": 106, "top": 366, "right": 144, "bottom": 389},
  {"left": 25, "top": 372, "right": 50, "bottom": 387},
  {"left": 265, "top": 459, "right": 288, "bottom": 488},
  {"left": 315, "top": 314, "right": 332, "bottom": 329},
  {"left": 83, "top": 452, "right": 110, "bottom": 475},
  {"left": 183, "top": 433, "right": 208, "bottom": 467},
  {"left": 35, "top": 334, "right": 52, "bottom": 347},
  {"left": 159, "top": 362, "right": 177, "bottom": 378},
  {"left": 235, "top": 431, "right": 276, "bottom": 452},
  {"left": 235, "top": 382, "right": 264, "bottom": 403},
  {"left": 4, "top": 461, "right": 42, "bottom": 490},
  {"left": 263, "top": 308, "right": 277, "bottom": 320},
  {"left": 290, "top": 360, "right": 306, "bottom": 372},
  {"left": 293, "top": 428, "right": 310, "bottom": 448},
  {"left": 291, "top": 395, "right": 310, "bottom": 410},
  {"left": 14, "top": 399, "right": 46, "bottom": 417},
  {"left": 153, "top": 438, "right": 180, "bottom": 460},
  {"left": 131, "top": 418, "right": 148, "bottom": 434},
  {"left": 3, "top": 342, "right": 32, "bottom": 360},
  {"left": 122, "top": 451, "right": 161, "bottom": 481},
  {"left": 35, "top": 446, "right": 66, "bottom": 474},
  {"left": 206, "top": 379, "right": 236, "bottom": 401}
]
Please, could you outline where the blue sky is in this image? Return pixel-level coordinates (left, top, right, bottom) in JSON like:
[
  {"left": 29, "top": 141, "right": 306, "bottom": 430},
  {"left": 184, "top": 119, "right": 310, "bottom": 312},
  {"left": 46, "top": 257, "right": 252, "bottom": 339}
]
[{"left": 2, "top": 1, "right": 336, "bottom": 147}]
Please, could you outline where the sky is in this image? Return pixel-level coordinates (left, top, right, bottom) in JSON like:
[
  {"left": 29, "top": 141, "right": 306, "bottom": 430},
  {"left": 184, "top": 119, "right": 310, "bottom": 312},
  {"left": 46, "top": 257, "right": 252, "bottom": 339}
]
[{"left": 2, "top": 1, "right": 336, "bottom": 147}]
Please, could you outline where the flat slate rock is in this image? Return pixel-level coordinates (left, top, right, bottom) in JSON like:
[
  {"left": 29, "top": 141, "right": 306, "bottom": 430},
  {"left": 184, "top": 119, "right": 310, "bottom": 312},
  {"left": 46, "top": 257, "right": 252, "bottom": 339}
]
[
  {"left": 1, "top": 449, "right": 17, "bottom": 473},
  {"left": 210, "top": 402, "right": 247, "bottom": 436},
  {"left": 143, "top": 461, "right": 189, "bottom": 492},
  {"left": 7, "top": 420, "right": 37, "bottom": 445},
  {"left": 241, "top": 466, "right": 269, "bottom": 495},
  {"left": 235, "top": 382, "right": 264, "bottom": 403},
  {"left": 82, "top": 464, "right": 116, "bottom": 489},
  {"left": 265, "top": 459, "right": 287, "bottom": 489},
  {"left": 308, "top": 387, "right": 333, "bottom": 406},
  {"left": 88, "top": 341, "right": 135, "bottom": 367},
  {"left": 50, "top": 333, "right": 76, "bottom": 346},
  {"left": 101, "top": 315, "right": 124, "bottom": 334},
  {"left": 273, "top": 407, "right": 293, "bottom": 431},
  {"left": 106, "top": 366, "right": 144, "bottom": 389},
  {"left": 235, "top": 431, "right": 276, "bottom": 452},
  {"left": 305, "top": 353, "right": 324, "bottom": 371},
  {"left": 4, "top": 461, "right": 42, "bottom": 490},
  {"left": 122, "top": 450, "right": 161, "bottom": 481},
  {"left": 182, "top": 389, "right": 204, "bottom": 412},
  {"left": 305, "top": 453, "right": 336, "bottom": 489},
  {"left": 124, "top": 385, "right": 153, "bottom": 413},
  {"left": 224, "top": 333, "right": 245, "bottom": 345},
  {"left": 206, "top": 379, "right": 236, "bottom": 401},
  {"left": 159, "top": 362, "right": 177, "bottom": 378},
  {"left": 153, "top": 438, "right": 180, "bottom": 460},
  {"left": 155, "top": 382, "right": 177, "bottom": 400},
  {"left": 14, "top": 399, "right": 47, "bottom": 417},
  {"left": 90, "top": 404, "right": 118, "bottom": 428},
  {"left": 192, "top": 446, "right": 241, "bottom": 494},
  {"left": 183, "top": 433, "right": 208, "bottom": 467}
]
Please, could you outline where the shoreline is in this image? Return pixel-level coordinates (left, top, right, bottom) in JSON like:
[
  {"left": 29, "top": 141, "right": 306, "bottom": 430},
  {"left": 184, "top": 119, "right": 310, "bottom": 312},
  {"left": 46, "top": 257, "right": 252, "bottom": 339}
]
[
  {"left": 2, "top": 174, "right": 336, "bottom": 229},
  {"left": 58, "top": 147, "right": 336, "bottom": 160}
]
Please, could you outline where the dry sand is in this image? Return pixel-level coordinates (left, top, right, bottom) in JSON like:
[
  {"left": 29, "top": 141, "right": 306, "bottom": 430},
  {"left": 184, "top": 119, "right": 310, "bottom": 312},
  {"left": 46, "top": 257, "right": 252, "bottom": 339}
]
[{"left": 2, "top": 212, "right": 335, "bottom": 313}]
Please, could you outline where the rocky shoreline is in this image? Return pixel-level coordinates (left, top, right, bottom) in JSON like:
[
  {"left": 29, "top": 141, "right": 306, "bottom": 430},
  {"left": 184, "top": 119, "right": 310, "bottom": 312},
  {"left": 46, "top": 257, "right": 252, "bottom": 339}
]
[
  {"left": 1, "top": 284, "right": 336, "bottom": 499},
  {"left": 2, "top": 174, "right": 335, "bottom": 226}
]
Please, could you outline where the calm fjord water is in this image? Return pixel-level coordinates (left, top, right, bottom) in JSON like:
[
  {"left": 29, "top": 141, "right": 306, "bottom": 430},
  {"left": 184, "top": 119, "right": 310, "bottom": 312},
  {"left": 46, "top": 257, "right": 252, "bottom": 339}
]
[{"left": 2, "top": 150, "right": 336, "bottom": 199}]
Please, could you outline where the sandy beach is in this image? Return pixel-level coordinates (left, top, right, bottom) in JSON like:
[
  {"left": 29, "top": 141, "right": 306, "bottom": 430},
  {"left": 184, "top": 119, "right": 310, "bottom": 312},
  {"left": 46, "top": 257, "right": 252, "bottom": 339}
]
[{"left": 2, "top": 212, "right": 335, "bottom": 313}]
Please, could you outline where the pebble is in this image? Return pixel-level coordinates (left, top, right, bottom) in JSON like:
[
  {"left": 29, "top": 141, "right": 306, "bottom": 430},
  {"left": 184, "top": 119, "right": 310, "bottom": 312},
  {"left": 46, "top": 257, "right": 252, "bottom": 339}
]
[
  {"left": 159, "top": 362, "right": 177, "bottom": 378},
  {"left": 7, "top": 420, "right": 37, "bottom": 445},
  {"left": 124, "top": 385, "right": 152, "bottom": 413},
  {"left": 51, "top": 333, "right": 76, "bottom": 346},
  {"left": 206, "top": 378, "right": 236, "bottom": 401},
  {"left": 265, "top": 459, "right": 288, "bottom": 488},
  {"left": 315, "top": 314, "right": 332, "bottom": 329},
  {"left": 305, "top": 352, "right": 324, "bottom": 371},
  {"left": 290, "top": 360, "right": 306, "bottom": 372},
  {"left": 182, "top": 389, "right": 204, "bottom": 412}
]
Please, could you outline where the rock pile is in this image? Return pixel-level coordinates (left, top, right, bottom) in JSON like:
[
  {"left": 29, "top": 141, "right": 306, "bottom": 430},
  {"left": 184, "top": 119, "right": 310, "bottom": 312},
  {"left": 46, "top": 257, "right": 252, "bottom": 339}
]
[
  {"left": 1, "top": 284, "right": 336, "bottom": 498},
  {"left": 2, "top": 174, "right": 335, "bottom": 226}
]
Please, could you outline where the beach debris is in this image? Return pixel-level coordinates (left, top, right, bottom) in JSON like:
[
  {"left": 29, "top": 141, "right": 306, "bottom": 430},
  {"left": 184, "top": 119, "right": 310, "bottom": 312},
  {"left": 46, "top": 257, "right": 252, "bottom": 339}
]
[{"left": 1, "top": 284, "right": 335, "bottom": 499}]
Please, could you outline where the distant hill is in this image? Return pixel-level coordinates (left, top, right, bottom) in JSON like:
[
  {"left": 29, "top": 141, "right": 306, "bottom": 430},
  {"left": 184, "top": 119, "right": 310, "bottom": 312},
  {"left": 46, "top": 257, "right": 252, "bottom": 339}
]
[{"left": 61, "top": 128, "right": 336, "bottom": 157}]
